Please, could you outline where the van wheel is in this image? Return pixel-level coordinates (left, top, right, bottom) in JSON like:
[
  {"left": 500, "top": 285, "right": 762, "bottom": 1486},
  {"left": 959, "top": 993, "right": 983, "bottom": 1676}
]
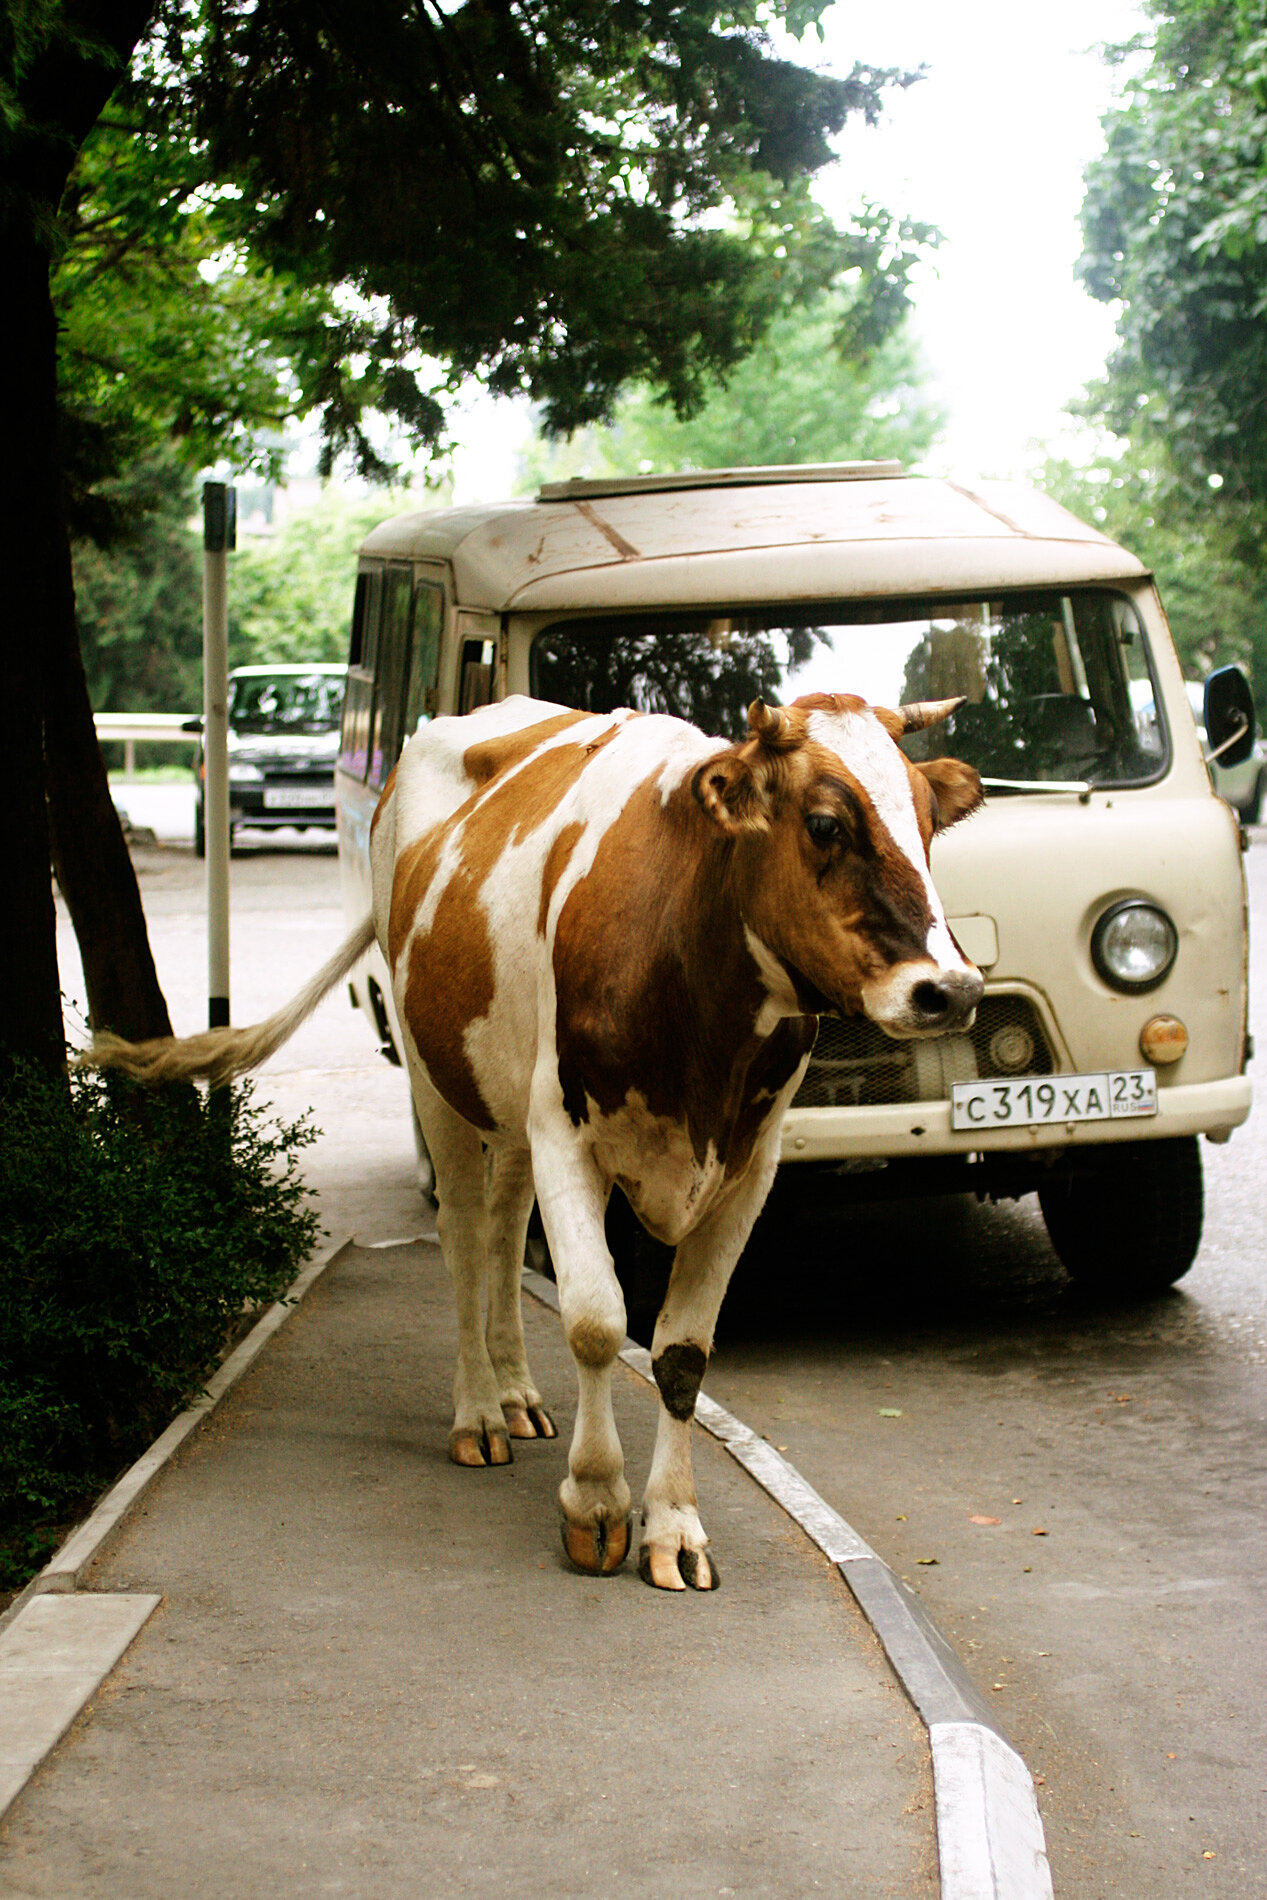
[
  {"left": 194, "top": 799, "right": 205, "bottom": 858},
  {"left": 1038, "top": 1137, "right": 1203, "bottom": 1296}
]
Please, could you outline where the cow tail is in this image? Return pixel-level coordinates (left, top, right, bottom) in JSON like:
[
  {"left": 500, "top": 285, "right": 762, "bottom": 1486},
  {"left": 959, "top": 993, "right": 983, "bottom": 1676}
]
[{"left": 79, "top": 914, "right": 378, "bottom": 1089}]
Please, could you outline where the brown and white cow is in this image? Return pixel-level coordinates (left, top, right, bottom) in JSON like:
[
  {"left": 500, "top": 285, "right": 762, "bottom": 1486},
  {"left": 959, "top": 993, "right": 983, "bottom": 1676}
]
[{"left": 90, "top": 691, "right": 983, "bottom": 1591}]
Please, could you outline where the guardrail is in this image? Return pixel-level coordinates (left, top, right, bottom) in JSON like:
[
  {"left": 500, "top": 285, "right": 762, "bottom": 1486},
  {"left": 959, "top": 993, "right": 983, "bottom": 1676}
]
[{"left": 94, "top": 713, "right": 199, "bottom": 776}]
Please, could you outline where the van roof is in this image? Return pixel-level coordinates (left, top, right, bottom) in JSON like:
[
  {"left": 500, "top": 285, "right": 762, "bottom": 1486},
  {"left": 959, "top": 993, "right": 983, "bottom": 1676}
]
[
  {"left": 358, "top": 469, "right": 1147, "bottom": 613},
  {"left": 230, "top": 662, "right": 347, "bottom": 677}
]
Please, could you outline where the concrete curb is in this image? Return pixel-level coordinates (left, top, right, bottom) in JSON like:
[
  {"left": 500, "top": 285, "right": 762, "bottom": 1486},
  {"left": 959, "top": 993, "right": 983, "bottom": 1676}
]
[{"left": 521, "top": 1263, "right": 1054, "bottom": 1900}]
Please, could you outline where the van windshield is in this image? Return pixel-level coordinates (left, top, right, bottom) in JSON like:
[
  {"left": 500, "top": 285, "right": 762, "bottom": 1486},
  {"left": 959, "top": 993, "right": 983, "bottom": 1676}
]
[
  {"left": 230, "top": 673, "right": 344, "bottom": 735},
  {"left": 530, "top": 591, "right": 1166, "bottom": 789}
]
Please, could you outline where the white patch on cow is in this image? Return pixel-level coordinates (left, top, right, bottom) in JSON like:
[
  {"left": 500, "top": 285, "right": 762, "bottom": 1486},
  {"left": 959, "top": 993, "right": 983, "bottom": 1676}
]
[
  {"left": 805, "top": 707, "right": 969, "bottom": 975},
  {"left": 743, "top": 926, "right": 802, "bottom": 1036}
]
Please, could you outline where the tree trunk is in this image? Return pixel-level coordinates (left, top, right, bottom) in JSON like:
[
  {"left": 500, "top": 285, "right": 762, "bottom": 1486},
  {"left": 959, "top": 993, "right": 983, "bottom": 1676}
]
[
  {"left": 3, "top": 0, "right": 176, "bottom": 1054},
  {"left": 0, "top": 235, "right": 72, "bottom": 1070}
]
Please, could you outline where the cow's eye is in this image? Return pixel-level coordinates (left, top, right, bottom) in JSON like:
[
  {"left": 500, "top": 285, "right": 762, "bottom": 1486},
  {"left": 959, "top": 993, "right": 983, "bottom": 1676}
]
[{"left": 805, "top": 812, "right": 842, "bottom": 847}]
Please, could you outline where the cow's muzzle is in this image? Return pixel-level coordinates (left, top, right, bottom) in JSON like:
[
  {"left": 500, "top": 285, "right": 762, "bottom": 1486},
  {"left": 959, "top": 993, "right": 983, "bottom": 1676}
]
[{"left": 862, "top": 961, "right": 984, "bottom": 1038}]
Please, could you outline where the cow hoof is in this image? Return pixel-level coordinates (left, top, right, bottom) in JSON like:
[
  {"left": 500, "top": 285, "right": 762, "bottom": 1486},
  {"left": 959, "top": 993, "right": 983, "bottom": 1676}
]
[
  {"left": 561, "top": 1514, "right": 631, "bottom": 1576},
  {"left": 638, "top": 1543, "right": 720, "bottom": 1592},
  {"left": 449, "top": 1426, "right": 513, "bottom": 1468},
  {"left": 504, "top": 1403, "right": 558, "bottom": 1440}
]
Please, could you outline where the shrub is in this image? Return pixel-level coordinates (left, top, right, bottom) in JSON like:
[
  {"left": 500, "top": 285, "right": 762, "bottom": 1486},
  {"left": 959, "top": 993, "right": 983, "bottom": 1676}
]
[{"left": 0, "top": 1064, "right": 319, "bottom": 1593}]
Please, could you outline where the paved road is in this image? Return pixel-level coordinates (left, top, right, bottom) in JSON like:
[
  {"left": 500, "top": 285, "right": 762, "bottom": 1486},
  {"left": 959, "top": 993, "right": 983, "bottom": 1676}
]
[{"left": 56, "top": 823, "right": 1267, "bottom": 1897}]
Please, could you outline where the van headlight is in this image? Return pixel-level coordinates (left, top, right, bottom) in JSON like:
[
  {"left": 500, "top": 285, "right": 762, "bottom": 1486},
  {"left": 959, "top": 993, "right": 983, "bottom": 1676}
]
[{"left": 1091, "top": 900, "right": 1178, "bottom": 993}]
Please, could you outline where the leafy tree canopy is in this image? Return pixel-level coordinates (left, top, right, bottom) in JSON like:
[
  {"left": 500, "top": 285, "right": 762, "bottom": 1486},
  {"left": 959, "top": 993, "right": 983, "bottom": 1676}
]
[
  {"left": 1080, "top": 0, "right": 1267, "bottom": 505},
  {"left": 51, "top": 0, "right": 934, "bottom": 500},
  {"left": 517, "top": 285, "right": 944, "bottom": 486}
]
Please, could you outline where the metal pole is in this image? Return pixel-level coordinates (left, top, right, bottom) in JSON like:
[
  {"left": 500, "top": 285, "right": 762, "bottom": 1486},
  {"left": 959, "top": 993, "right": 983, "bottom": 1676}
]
[{"left": 202, "top": 482, "right": 235, "bottom": 1030}]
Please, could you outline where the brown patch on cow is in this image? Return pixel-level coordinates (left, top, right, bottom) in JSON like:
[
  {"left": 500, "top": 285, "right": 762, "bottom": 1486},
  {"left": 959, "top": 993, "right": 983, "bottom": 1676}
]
[
  {"left": 371, "top": 764, "right": 398, "bottom": 836},
  {"left": 402, "top": 858, "right": 497, "bottom": 1131},
  {"left": 790, "top": 691, "right": 868, "bottom": 719},
  {"left": 553, "top": 771, "right": 776, "bottom": 1168},
  {"left": 462, "top": 710, "right": 590, "bottom": 788},
  {"left": 653, "top": 1342, "right": 708, "bottom": 1420},
  {"left": 388, "top": 828, "right": 445, "bottom": 970},
  {"left": 539, "top": 820, "right": 586, "bottom": 936}
]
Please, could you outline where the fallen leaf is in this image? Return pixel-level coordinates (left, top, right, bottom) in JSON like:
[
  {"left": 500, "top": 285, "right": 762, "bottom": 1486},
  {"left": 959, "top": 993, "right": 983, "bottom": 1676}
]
[
  {"left": 1112, "top": 1394, "right": 1133, "bottom": 1404},
  {"left": 1012, "top": 1497, "right": 1023, "bottom": 1505},
  {"left": 878, "top": 1407, "right": 903, "bottom": 1418},
  {"left": 917, "top": 1555, "right": 939, "bottom": 1565},
  {"left": 1203, "top": 1850, "right": 1216, "bottom": 1859},
  {"left": 1032, "top": 1527, "right": 1049, "bottom": 1536},
  {"left": 776, "top": 1443, "right": 788, "bottom": 1451},
  {"left": 1167, "top": 1752, "right": 1177, "bottom": 1760},
  {"left": 969, "top": 1514, "right": 1002, "bottom": 1526},
  {"left": 991, "top": 1683, "right": 1004, "bottom": 1692},
  {"left": 1023, "top": 1565, "right": 1032, "bottom": 1573},
  {"left": 895, "top": 1513, "right": 907, "bottom": 1521}
]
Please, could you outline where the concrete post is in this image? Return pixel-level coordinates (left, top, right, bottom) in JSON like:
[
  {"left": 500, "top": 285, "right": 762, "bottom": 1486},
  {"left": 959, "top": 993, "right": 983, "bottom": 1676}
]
[{"left": 202, "top": 483, "right": 235, "bottom": 1030}]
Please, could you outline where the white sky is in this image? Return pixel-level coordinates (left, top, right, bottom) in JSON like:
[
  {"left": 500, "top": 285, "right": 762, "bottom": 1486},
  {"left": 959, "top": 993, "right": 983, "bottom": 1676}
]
[{"left": 445, "top": 0, "right": 1147, "bottom": 504}]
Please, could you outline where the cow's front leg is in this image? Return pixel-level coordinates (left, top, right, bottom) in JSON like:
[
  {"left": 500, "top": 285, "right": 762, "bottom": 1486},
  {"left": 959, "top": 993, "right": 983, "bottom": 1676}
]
[
  {"left": 641, "top": 1150, "right": 779, "bottom": 1591},
  {"left": 484, "top": 1145, "right": 556, "bottom": 1440},
  {"left": 531, "top": 1115, "right": 631, "bottom": 1576}
]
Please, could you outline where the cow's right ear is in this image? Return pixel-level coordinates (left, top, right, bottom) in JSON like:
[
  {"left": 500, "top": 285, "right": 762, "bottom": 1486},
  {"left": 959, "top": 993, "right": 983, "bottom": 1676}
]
[{"left": 693, "top": 750, "right": 771, "bottom": 835}]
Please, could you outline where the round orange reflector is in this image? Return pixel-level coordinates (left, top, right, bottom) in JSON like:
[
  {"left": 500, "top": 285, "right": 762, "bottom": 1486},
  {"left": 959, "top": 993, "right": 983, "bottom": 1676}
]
[{"left": 1140, "top": 1014, "right": 1188, "bottom": 1065}]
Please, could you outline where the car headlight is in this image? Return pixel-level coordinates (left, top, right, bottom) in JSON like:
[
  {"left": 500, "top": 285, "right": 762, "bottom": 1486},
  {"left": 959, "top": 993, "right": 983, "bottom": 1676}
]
[
  {"left": 1091, "top": 899, "right": 1178, "bottom": 993},
  {"left": 228, "top": 763, "right": 264, "bottom": 783}
]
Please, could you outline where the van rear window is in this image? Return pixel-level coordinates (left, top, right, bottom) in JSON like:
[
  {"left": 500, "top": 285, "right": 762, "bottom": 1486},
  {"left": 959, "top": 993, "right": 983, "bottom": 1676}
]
[{"left": 530, "top": 591, "right": 1167, "bottom": 790}]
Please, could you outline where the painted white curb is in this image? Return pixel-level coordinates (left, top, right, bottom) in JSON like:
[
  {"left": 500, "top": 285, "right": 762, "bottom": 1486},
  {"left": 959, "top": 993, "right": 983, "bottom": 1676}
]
[
  {"left": 0, "top": 1593, "right": 160, "bottom": 1820},
  {"left": 521, "top": 1262, "right": 1054, "bottom": 1900},
  {"left": 932, "top": 1723, "right": 1054, "bottom": 1900}
]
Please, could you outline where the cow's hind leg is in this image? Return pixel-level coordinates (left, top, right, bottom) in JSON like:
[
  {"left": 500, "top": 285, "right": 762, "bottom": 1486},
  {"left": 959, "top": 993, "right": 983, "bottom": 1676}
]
[
  {"left": 484, "top": 1146, "right": 556, "bottom": 1441},
  {"left": 531, "top": 1112, "right": 631, "bottom": 1575},
  {"left": 412, "top": 1070, "right": 513, "bottom": 1469},
  {"left": 640, "top": 1153, "right": 779, "bottom": 1591}
]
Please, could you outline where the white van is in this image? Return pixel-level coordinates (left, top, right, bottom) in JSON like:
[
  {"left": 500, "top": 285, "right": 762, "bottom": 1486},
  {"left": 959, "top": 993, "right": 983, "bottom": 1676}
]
[{"left": 336, "top": 465, "right": 1253, "bottom": 1297}]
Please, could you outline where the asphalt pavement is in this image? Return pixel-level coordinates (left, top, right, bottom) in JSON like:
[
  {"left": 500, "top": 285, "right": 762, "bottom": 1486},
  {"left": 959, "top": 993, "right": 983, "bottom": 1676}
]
[{"left": 37, "top": 796, "right": 1267, "bottom": 1897}]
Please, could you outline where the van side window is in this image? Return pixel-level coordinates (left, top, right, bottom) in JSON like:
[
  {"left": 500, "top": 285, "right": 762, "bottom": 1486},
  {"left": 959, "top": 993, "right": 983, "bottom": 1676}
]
[
  {"left": 403, "top": 585, "right": 444, "bottom": 737},
  {"left": 369, "top": 567, "right": 415, "bottom": 789},
  {"left": 339, "top": 566, "right": 382, "bottom": 780},
  {"left": 460, "top": 638, "right": 496, "bottom": 715}
]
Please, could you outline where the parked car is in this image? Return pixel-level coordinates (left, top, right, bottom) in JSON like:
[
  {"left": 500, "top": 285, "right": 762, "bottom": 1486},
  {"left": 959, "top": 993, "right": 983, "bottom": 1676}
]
[
  {"left": 1186, "top": 678, "right": 1267, "bottom": 822},
  {"left": 192, "top": 663, "right": 346, "bottom": 855},
  {"left": 335, "top": 464, "right": 1253, "bottom": 1298}
]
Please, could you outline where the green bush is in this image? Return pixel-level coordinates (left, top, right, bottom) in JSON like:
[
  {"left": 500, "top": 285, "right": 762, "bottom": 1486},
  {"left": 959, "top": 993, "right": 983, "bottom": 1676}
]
[{"left": 0, "top": 1064, "right": 319, "bottom": 1593}]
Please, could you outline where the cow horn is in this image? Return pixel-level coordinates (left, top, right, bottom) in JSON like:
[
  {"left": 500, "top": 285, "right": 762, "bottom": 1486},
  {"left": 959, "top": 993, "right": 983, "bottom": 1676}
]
[
  {"left": 897, "top": 696, "right": 966, "bottom": 733},
  {"left": 747, "top": 699, "right": 798, "bottom": 750}
]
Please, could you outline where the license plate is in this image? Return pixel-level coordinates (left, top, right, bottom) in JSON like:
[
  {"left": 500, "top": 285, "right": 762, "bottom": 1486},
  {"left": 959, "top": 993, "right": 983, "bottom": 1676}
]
[
  {"left": 951, "top": 1069, "right": 1157, "bottom": 1131},
  {"left": 263, "top": 785, "right": 331, "bottom": 810}
]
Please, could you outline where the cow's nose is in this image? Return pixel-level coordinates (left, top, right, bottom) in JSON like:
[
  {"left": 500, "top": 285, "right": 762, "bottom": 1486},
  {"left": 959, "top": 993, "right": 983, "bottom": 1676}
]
[{"left": 909, "top": 967, "right": 984, "bottom": 1029}]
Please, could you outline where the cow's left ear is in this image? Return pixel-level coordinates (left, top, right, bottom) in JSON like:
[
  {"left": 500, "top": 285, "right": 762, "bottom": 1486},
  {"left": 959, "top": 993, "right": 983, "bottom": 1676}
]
[
  {"left": 693, "top": 749, "right": 771, "bottom": 835},
  {"left": 915, "top": 757, "right": 985, "bottom": 831}
]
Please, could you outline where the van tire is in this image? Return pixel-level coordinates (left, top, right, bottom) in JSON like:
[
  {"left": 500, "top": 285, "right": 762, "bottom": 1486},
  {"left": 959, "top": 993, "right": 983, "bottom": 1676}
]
[
  {"left": 1038, "top": 1136, "right": 1203, "bottom": 1296},
  {"left": 194, "top": 799, "right": 205, "bottom": 858}
]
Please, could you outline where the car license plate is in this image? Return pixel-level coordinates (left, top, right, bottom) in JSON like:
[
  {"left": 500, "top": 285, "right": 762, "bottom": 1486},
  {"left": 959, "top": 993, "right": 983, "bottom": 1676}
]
[
  {"left": 950, "top": 1070, "right": 1157, "bottom": 1131},
  {"left": 263, "top": 785, "right": 330, "bottom": 810}
]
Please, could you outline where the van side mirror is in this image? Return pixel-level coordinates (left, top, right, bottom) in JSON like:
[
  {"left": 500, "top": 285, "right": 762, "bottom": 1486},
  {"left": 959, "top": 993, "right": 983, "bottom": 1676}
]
[
  {"left": 181, "top": 715, "right": 204, "bottom": 734},
  {"left": 1204, "top": 666, "right": 1256, "bottom": 767}
]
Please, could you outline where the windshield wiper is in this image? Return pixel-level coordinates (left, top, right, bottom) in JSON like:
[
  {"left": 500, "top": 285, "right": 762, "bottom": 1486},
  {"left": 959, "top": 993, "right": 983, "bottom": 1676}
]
[{"left": 982, "top": 776, "right": 1092, "bottom": 799}]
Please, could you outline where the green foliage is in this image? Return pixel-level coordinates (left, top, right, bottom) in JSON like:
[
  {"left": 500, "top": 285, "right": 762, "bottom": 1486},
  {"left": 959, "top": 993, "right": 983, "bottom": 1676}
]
[
  {"left": 227, "top": 490, "right": 420, "bottom": 668},
  {"left": 0, "top": 1064, "right": 319, "bottom": 1593},
  {"left": 49, "top": 1, "right": 931, "bottom": 496},
  {"left": 1039, "top": 447, "right": 1267, "bottom": 718},
  {"left": 517, "top": 291, "right": 943, "bottom": 488},
  {"left": 73, "top": 443, "right": 203, "bottom": 712},
  {"left": 1080, "top": 2, "right": 1267, "bottom": 505}
]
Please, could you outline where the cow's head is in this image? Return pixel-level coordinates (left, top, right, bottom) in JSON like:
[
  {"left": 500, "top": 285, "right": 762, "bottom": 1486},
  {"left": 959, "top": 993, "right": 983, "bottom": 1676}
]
[{"left": 693, "top": 692, "right": 984, "bottom": 1036}]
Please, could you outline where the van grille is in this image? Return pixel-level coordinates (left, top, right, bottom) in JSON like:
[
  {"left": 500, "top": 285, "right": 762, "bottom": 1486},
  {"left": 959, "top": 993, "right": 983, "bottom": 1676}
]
[{"left": 791, "top": 994, "right": 1055, "bottom": 1110}]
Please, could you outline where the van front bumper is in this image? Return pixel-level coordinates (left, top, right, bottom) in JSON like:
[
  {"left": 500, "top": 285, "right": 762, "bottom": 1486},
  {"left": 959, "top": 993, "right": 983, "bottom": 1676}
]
[{"left": 780, "top": 1074, "right": 1252, "bottom": 1164}]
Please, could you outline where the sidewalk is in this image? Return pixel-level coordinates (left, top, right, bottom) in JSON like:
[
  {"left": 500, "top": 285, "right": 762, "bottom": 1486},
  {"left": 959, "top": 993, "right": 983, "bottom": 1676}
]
[{"left": 0, "top": 1131, "right": 937, "bottom": 1898}]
